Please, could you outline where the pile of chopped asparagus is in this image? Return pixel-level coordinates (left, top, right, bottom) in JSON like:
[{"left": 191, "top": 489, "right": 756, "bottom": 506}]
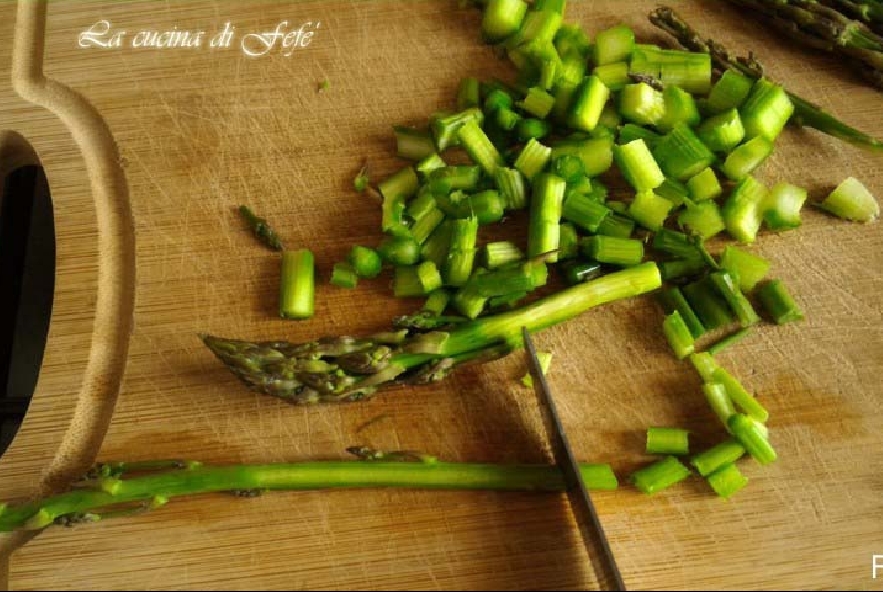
[
  {"left": 3, "top": 2, "right": 881, "bottom": 533},
  {"left": 221, "top": 0, "right": 880, "bottom": 501}
]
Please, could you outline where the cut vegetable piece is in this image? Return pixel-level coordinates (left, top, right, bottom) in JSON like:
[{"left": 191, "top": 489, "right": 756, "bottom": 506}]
[
  {"left": 707, "top": 328, "right": 752, "bottom": 356},
  {"left": 618, "top": 124, "right": 661, "bottom": 148},
  {"left": 658, "top": 85, "right": 700, "bottom": 133},
  {"left": 554, "top": 23, "right": 591, "bottom": 60},
  {"left": 348, "top": 246, "right": 383, "bottom": 279},
  {"left": 494, "top": 167, "right": 528, "bottom": 211},
  {"left": 594, "top": 25, "right": 635, "bottom": 66},
  {"left": 652, "top": 123, "right": 715, "bottom": 181},
  {"left": 550, "top": 137, "right": 614, "bottom": 176},
  {"left": 663, "top": 310, "right": 695, "bottom": 359},
  {"left": 696, "top": 108, "right": 745, "bottom": 153},
  {"left": 613, "top": 139, "right": 665, "bottom": 191},
  {"left": 458, "top": 119, "right": 503, "bottom": 176},
  {"left": 707, "top": 69, "right": 754, "bottom": 114},
  {"left": 528, "top": 173, "right": 566, "bottom": 260},
  {"left": 555, "top": 55, "right": 587, "bottom": 91},
  {"left": 592, "top": 62, "right": 630, "bottom": 91},
  {"left": 562, "top": 192, "right": 611, "bottom": 232},
  {"left": 393, "top": 126, "right": 437, "bottom": 161},
  {"left": 562, "top": 260, "right": 602, "bottom": 285},
  {"left": 421, "top": 220, "right": 453, "bottom": 268},
  {"left": 691, "top": 440, "right": 745, "bottom": 477},
  {"left": 629, "top": 190, "right": 674, "bottom": 231},
  {"left": 378, "top": 235, "right": 420, "bottom": 266},
  {"left": 411, "top": 208, "right": 445, "bottom": 244},
  {"left": 820, "top": 176, "right": 880, "bottom": 223},
  {"left": 707, "top": 463, "right": 748, "bottom": 499},
  {"left": 379, "top": 166, "right": 420, "bottom": 233},
  {"left": 451, "top": 284, "right": 488, "bottom": 319},
  {"left": 431, "top": 108, "right": 484, "bottom": 152},
  {"left": 518, "top": 87, "right": 556, "bottom": 118},
  {"left": 629, "top": 45, "right": 712, "bottom": 94},
  {"left": 756, "top": 279, "right": 804, "bottom": 325},
  {"left": 521, "top": 350, "right": 553, "bottom": 388},
  {"left": 280, "top": 249, "right": 315, "bottom": 320},
  {"left": 651, "top": 229, "right": 698, "bottom": 260},
  {"left": 482, "top": 0, "right": 529, "bottom": 42},
  {"left": 422, "top": 289, "right": 451, "bottom": 316},
  {"left": 354, "top": 165, "right": 370, "bottom": 193},
  {"left": 484, "top": 87, "right": 515, "bottom": 112},
  {"left": 558, "top": 222, "right": 579, "bottom": 260},
  {"left": 720, "top": 246, "right": 769, "bottom": 292},
  {"left": 682, "top": 277, "right": 733, "bottom": 331},
  {"left": 394, "top": 266, "right": 425, "bottom": 298},
  {"left": 487, "top": 291, "right": 527, "bottom": 310},
  {"left": 658, "top": 287, "right": 705, "bottom": 338},
  {"left": 655, "top": 177, "right": 690, "bottom": 207},
  {"left": 416, "top": 153, "right": 446, "bottom": 180},
  {"left": 763, "top": 182, "right": 807, "bottom": 231},
  {"left": 722, "top": 176, "right": 767, "bottom": 244},
  {"left": 713, "top": 367, "right": 768, "bottom": 423},
  {"left": 740, "top": 77, "right": 794, "bottom": 141},
  {"left": 687, "top": 167, "right": 722, "bottom": 202},
  {"left": 631, "top": 456, "right": 692, "bottom": 494},
  {"left": 445, "top": 218, "right": 479, "bottom": 287},
  {"left": 469, "top": 261, "right": 547, "bottom": 297},
  {"left": 516, "top": 117, "right": 552, "bottom": 141},
  {"left": 430, "top": 165, "right": 482, "bottom": 190},
  {"left": 710, "top": 271, "right": 760, "bottom": 327},
  {"left": 514, "top": 138, "right": 553, "bottom": 180},
  {"left": 678, "top": 201, "right": 726, "bottom": 239},
  {"left": 728, "top": 413, "right": 776, "bottom": 465},
  {"left": 567, "top": 76, "right": 610, "bottom": 132},
  {"left": 551, "top": 155, "right": 585, "bottom": 183},
  {"left": 416, "top": 261, "right": 443, "bottom": 294},
  {"left": 660, "top": 258, "right": 706, "bottom": 281},
  {"left": 597, "top": 212, "right": 635, "bottom": 238},
  {"left": 619, "top": 82, "right": 665, "bottom": 126},
  {"left": 456, "top": 77, "right": 480, "bottom": 110},
  {"left": 505, "top": 6, "right": 563, "bottom": 52},
  {"left": 443, "top": 190, "right": 505, "bottom": 225},
  {"left": 646, "top": 427, "right": 690, "bottom": 455},
  {"left": 721, "top": 136, "right": 773, "bottom": 182},
  {"left": 582, "top": 235, "right": 644, "bottom": 266},
  {"left": 703, "top": 382, "right": 736, "bottom": 428},
  {"left": 690, "top": 352, "right": 720, "bottom": 382},
  {"left": 485, "top": 241, "right": 524, "bottom": 269}
]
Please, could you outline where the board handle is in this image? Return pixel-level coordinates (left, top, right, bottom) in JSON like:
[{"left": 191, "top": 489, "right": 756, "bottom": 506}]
[{"left": 0, "top": 0, "right": 135, "bottom": 580}]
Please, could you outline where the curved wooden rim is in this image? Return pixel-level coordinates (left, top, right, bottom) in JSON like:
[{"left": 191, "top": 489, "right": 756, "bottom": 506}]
[{"left": 0, "top": 0, "right": 135, "bottom": 584}]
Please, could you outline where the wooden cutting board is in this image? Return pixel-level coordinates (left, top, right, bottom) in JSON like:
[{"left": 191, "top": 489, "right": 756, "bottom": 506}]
[{"left": 1, "top": 0, "right": 882, "bottom": 589}]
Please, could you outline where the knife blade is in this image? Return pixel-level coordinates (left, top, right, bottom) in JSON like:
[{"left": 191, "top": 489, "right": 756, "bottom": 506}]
[{"left": 522, "top": 326, "right": 626, "bottom": 591}]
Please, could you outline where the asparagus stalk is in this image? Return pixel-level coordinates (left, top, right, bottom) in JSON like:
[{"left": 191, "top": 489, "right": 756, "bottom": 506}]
[
  {"left": 0, "top": 458, "right": 619, "bottom": 532},
  {"left": 818, "top": 0, "right": 883, "bottom": 34},
  {"left": 202, "top": 263, "right": 662, "bottom": 404},
  {"left": 723, "top": 0, "right": 883, "bottom": 89},
  {"left": 649, "top": 6, "right": 883, "bottom": 151}
]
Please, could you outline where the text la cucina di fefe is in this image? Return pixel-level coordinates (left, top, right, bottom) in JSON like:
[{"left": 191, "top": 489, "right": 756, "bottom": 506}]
[{"left": 77, "top": 20, "right": 320, "bottom": 57}]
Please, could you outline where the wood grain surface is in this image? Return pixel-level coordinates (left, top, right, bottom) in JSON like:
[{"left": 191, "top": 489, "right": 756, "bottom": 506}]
[{"left": 0, "top": 0, "right": 882, "bottom": 589}]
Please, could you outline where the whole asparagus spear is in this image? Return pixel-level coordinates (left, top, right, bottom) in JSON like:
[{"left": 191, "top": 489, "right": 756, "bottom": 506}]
[
  {"left": 819, "top": 0, "right": 883, "bottom": 34},
  {"left": 723, "top": 0, "right": 883, "bottom": 89},
  {"left": 0, "top": 458, "right": 618, "bottom": 532},
  {"left": 650, "top": 6, "right": 883, "bottom": 152},
  {"left": 202, "top": 263, "right": 662, "bottom": 405}
]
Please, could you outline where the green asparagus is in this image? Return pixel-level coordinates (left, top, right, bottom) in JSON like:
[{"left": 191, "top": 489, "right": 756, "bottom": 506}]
[
  {"left": 649, "top": 6, "right": 883, "bottom": 151},
  {"left": 202, "top": 264, "right": 662, "bottom": 404},
  {"left": 0, "top": 457, "right": 618, "bottom": 533}
]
